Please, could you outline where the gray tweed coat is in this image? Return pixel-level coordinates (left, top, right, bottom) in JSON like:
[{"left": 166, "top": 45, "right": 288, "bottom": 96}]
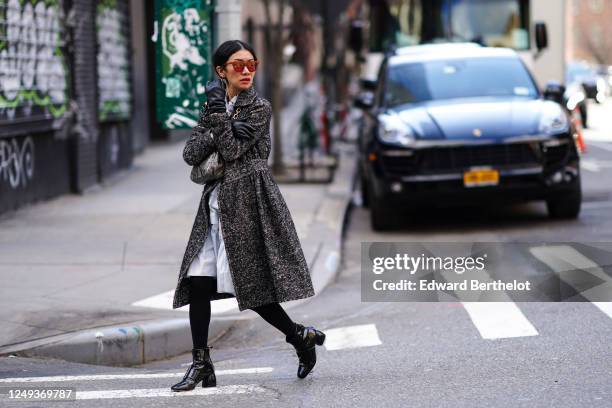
[{"left": 172, "top": 86, "right": 315, "bottom": 311}]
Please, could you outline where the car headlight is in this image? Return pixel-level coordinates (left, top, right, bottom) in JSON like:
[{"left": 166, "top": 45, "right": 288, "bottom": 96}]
[
  {"left": 377, "top": 114, "right": 414, "bottom": 146},
  {"left": 539, "top": 103, "right": 569, "bottom": 134}
]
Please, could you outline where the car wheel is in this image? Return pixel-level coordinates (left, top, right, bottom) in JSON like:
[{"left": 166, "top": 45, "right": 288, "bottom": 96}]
[
  {"left": 370, "top": 193, "right": 394, "bottom": 231},
  {"left": 546, "top": 177, "right": 582, "bottom": 220}
]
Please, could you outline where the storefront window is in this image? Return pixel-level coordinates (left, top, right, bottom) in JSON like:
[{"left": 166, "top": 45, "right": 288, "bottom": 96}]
[
  {"left": 449, "top": 0, "right": 529, "bottom": 49},
  {"left": 368, "top": 0, "right": 530, "bottom": 51}
]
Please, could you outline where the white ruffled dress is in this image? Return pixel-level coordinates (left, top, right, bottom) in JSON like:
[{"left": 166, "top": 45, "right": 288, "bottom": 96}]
[{"left": 185, "top": 95, "right": 238, "bottom": 296}]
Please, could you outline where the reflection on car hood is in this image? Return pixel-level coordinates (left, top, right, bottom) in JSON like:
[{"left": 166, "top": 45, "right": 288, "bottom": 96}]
[{"left": 394, "top": 98, "right": 548, "bottom": 140}]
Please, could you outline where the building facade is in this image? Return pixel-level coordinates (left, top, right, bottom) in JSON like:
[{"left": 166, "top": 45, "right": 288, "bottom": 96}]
[
  {"left": 567, "top": 0, "right": 612, "bottom": 65},
  {"left": 0, "top": 0, "right": 148, "bottom": 213}
]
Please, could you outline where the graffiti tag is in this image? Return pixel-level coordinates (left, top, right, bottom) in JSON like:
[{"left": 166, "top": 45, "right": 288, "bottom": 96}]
[
  {"left": 0, "top": 137, "right": 35, "bottom": 189},
  {"left": 155, "top": 1, "right": 212, "bottom": 129},
  {"left": 97, "top": 0, "right": 131, "bottom": 121},
  {"left": 0, "top": 0, "right": 69, "bottom": 120}
]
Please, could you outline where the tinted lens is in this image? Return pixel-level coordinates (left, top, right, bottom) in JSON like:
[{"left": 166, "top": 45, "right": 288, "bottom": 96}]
[
  {"left": 228, "top": 60, "right": 258, "bottom": 72},
  {"left": 229, "top": 61, "right": 245, "bottom": 71}
]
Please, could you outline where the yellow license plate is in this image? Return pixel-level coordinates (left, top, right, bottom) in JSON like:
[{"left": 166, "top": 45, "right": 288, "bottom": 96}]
[{"left": 463, "top": 168, "right": 499, "bottom": 187}]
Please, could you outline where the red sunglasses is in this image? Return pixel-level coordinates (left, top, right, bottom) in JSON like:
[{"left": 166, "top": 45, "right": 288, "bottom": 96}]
[{"left": 224, "top": 59, "right": 259, "bottom": 73}]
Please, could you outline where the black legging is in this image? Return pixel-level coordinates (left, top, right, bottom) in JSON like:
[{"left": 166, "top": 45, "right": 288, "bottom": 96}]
[{"left": 189, "top": 276, "right": 296, "bottom": 349}]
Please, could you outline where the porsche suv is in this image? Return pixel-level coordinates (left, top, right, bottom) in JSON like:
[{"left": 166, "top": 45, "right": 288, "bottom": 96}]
[{"left": 355, "top": 44, "right": 582, "bottom": 230}]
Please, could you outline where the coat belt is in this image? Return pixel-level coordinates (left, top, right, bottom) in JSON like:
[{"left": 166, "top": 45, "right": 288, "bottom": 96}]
[{"left": 223, "top": 159, "right": 269, "bottom": 182}]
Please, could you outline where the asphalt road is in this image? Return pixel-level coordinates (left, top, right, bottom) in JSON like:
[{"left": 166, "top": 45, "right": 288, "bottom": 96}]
[{"left": 1, "top": 101, "right": 611, "bottom": 408}]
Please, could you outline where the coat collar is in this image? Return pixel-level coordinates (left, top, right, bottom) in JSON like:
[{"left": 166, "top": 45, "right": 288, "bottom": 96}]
[{"left": 234, "top": 86, "right": 257, "bottom": 107}]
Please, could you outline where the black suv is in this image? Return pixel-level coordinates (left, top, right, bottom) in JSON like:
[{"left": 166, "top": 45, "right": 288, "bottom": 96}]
[{"left": 355, "top": 44, "right": 581, "bottom": 230}]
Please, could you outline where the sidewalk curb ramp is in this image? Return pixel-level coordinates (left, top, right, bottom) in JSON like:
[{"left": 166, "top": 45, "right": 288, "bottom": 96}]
[{"left": 0, "top": 142, "right": 357, "bottom": 367}]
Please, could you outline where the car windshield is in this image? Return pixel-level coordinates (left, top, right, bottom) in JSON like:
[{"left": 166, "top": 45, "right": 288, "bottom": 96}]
[{"left": 385, "top": 56, "right": 538, "bottom": 107}]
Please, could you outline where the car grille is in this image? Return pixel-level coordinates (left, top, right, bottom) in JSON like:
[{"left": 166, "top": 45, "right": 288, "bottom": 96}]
[
  {"left": 543, "top": 143, "right": 570, "bottom": 168},
  {"left": 381, "top": 143, "right": 540, "bottom": 176}
]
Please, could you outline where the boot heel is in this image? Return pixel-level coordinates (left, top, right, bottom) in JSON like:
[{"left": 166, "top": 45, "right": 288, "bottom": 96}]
[
  {"left": 315, "top": 330, "right": 326, "bottom": 346},
  {"left": 202, "top": 372, "right": 216, "bottom": 388}
]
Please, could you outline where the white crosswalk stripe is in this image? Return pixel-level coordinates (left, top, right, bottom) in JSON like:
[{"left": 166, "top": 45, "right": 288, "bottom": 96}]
[
  {"left": 462, "top": 302, "right": 539, "bottom": 340},
  {"left": 0, "top": 367, "right": 273, "bottom": 401},
  {"left": 460, "top": 245, "right": 612, "bottom": 340},
  {"left": 74, "top": 384, "right": 267, "bottom": 400},
  {"left": 580, "top": 159, "right": 601, "bottom": 172},
  {"left": 0, "top": 367, "right": 274, "bottom": 383},
  {"left": 582, "top": 201, "right": 612, "bottom": 210},
  {"left": 131, "top": 290, "right": 239, "bottom": 315},
  {"left": 580, "top": 158, "right": 612, "bottom": 172},
  {"left": 461, "top": 244, "right": 612, "bottom": 339},
  {"left": 323, "top": 324, "right": 382, "bottom": 350},
  {"left": 434, "top": 262, "right": 540, "bottom": 340},
  {"left": 590, "top": 142, "right": 612, "bottom": 152},
  {"left": 530, "top": 245, "right": 612, "bottom": 320}
]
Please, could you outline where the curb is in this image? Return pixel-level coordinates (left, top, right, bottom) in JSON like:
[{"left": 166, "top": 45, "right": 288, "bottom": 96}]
[
  {"left": 0, "top": 319, "right": 234, "bottom": 367},
  {"left": 0, "top": 142, "right": 357, "bottom": 367},
  {"left": 304, "top": 141, "right": 357, "bottom": 297}
]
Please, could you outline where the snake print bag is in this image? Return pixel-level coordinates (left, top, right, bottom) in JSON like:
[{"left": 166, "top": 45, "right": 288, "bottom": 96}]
[
  {"left": 190, "top": 106, "right": 244, "bottom": 185},
  {"left": 189, "top": 127, "right": 225, "bottom": 185}
]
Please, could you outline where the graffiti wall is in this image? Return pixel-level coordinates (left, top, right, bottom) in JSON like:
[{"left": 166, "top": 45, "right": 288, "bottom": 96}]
[
  {"left": 154, "top": 0, "right": 213, "bottom": 129},
  {"left": 0, "top": 0, "right": 69, "bottom": 130},
  {"left": 96, "top": 0, "right": 132, "bottom": 122},
  {"left": 0, "top": 133, "right": 71, "bottom": 213},
  {"left": 0, "top": 0, "right": 139, "bottom": 214}
]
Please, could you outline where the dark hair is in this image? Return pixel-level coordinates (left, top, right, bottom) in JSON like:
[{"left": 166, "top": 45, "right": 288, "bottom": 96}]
[{"left": 212, "top": 40, "right": 258, "bottom": 78}]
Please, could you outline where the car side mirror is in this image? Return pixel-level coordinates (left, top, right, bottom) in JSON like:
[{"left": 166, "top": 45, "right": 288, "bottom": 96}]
[
  {"left": 534, "top": 22, "right": 548, "bottom": 52},
  {"left": 354, "top": 92, "right": 374, "bottom": 110},
  {"left": 543, "top": 80, "right": 565, "bottom": 105}
]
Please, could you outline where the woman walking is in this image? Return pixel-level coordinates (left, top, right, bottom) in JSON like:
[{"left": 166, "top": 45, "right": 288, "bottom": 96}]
[{"left": 171, "top": 40, "right": 326, "bottom": 392}]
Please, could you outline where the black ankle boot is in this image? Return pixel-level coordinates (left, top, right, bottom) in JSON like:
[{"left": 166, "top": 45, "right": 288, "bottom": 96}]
[
  {"left": 285, "top": 323, "right": 326, "bottom": 379},
  {"left": 171, "top": 347, "right": 216, "bottom": 391}
]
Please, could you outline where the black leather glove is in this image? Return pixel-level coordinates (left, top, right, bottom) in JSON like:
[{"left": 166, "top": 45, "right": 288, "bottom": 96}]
[
  {"left": 232, "top": 120, "right": 256, "bottom": 140},
  {"left": 205, "top": 79, "right": 226, "bottom": 114}
]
